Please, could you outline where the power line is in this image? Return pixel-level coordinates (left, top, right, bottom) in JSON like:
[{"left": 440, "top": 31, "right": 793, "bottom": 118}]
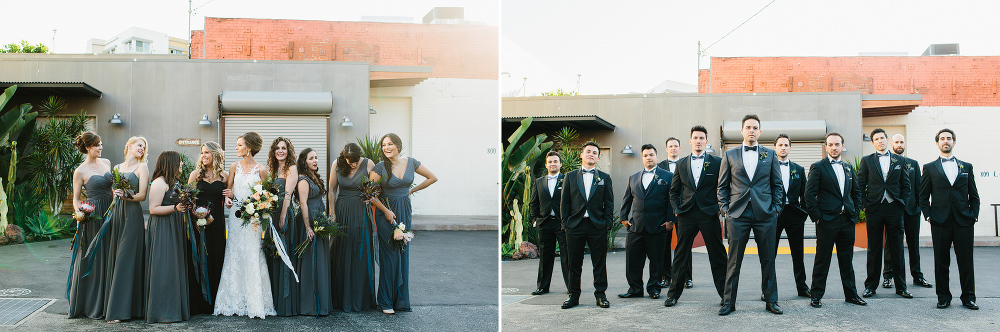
[{"left": 702, "top": 0, "right": 776, "bottom": 53}]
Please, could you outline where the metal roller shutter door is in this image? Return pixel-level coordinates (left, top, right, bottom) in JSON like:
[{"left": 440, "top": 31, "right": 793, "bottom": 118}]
[{"left": 222, "top": 116, "right": 330, "bottom": 182}]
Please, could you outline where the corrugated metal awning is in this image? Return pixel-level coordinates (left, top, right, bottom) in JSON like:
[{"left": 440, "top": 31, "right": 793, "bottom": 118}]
[
  {"left": 219, "top": 91, "right": 332, "bottom": 115},
  {"left": 0, "top": 82, "right": 102, "bottom": 98},
  {"left": 722, "top": 120, "right": 827, "bottom": 142},
  {"left": 501, "top": 115, "right": 615, "bottom": 132}
]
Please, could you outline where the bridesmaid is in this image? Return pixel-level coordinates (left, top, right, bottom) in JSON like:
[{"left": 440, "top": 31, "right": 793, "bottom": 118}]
[
  {"left": 295, "top": 148, "right": 332, "bottom": 316},
  {"left": 145, "top": 151, "right": 191, "bottom": 323},
  {"left": 68, "top": 132, "right": 112, "bottom": 319},
  {"left": 265, "top": 137, "right": 299, "bottom": 316},
  {"left": 104, "top": 136, "right": 149, "bottom": 323},
  {"left": 187, "top": 141, "right": 232, "bottom": 313},
  {"left": 329, "top": 143, "right": 377, "bottom": 312},
  {"left": 369, "top": 133, "right": 437, "bottom": 314}
]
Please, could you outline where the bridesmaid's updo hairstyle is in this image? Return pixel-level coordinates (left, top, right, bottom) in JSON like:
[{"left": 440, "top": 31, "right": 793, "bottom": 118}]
[
  {"left": 195, "top": 141, "right": 225, "bottom": 182},
  {"left": 379, "top": 133, "right": 403, "bottom": 176},
  {"left": 152, "top": 150, "right": 182, "bottom": 187},
  {"left": 75, "top": 131, "right": 101, "bottom": 154},
  {"left": 124, "top": 136, "right": 149, "bottom": 163},
  {"left": 267, "top": 136, "right": 297, "bottom": 180},
  {"left": 297, "top": 148, "right": 327, "bottom": 195},
  {"left": 239, "top": 131, "right": 263, "bottom": 157},
  {"left": 337, "top": 143, "right": 362, "bottom": 178}
]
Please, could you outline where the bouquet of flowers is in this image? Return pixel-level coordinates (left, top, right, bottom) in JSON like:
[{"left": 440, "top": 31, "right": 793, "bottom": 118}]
[
  {"left": 261, "top": 231, "right": 280, "bottom": 258},
  {"left": 192, "top": 205, "right": 212, "bottom": 227},
  {"left": 234, "top": 178, "right": 280, "bottom": 230},
  {"left": 293, "top": 212, "right": 346, "bottom": 257},
  {"left": 74, "top": 202, "right": 102, "bottom": 223},
  {"left": 391, "top": 223, "right": 414, "bottom": 251},
  {"left": 359, "top": 176, "right": 383, "bottom": 203},
  {"left": 173, "top": 182, "right": 201, "bottom": 239},
  {"left": 110, "top": 167, "right": 137, "bottom": 199}
]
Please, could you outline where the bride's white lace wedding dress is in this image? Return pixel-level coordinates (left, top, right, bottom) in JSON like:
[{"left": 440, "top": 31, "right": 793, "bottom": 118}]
[{"left": 213, "top": 162, "right": 275, "bottom": 318}]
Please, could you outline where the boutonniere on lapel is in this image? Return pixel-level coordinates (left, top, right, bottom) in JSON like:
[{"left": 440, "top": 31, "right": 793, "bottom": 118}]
[
  {"left": 790, "top": 168, "right": 799, "bottom": 179},
  {"left": 594, "top": 174, "right": 604, "bottom": 186},
  {"left": 958, "top": 163, "right": 965, "bottom": 172},
  {"left": 704, "top": 160, "right": 712, "bottom": 168},
  {"left": 759, "top": 151, "right": 768, "bottom": 161},
  {"left": 905, "top": 163, "right": 914, "bottom": 172},
  {"left": 652, "top": 173, "right": 668, "bottom": 185},
  {"left": 556, "top": 178, "right": 564, "bottom": 189},
  {"left": 843, "top": 164, "right": 852, "bottom": 178}
]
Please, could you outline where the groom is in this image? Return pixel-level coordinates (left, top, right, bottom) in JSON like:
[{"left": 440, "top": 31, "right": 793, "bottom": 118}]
[{"left": 560, "top": 142, "right": 614, "bottom": 309}]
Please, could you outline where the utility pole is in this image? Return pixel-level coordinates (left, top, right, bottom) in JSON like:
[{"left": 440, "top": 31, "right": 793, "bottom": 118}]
[
  {"left": 576, "top": 74, "right": 581, "bottom": 94},
  {"left": 188, "top": 0, "right": 192, "bottom": 57},
  {"left": 51, "top": 30, "right": 56, "bottom": 53}
]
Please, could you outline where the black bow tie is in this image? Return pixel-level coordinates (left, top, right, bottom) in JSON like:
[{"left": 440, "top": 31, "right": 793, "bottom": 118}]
[
  {"left": 547, "top": 175, "right": 559, "bottom": 180},
  {"left": 690, "top": 155, "right": 704, "bottom": 160},
  {"left": 878, "top": 152, "right": 890, "bottom": 157},
  {"left": 642, "top": 169, "right": 655, "bottom": 174},
  {"left": 582, "top": 169, "right": 596, "bottom": 174},
  {"left": 668, "top": 160, "right": 677, "bottom": 164},
  {"left": 830, "top": 159, "right": 842, "bottom": 165},
  {"left": 744, "top": 146, "right": 758, "bottom": 152},
  {"left": 941, "top": 157, "right": 956, "bottom": 163},
  {"left": 779, "top": 161, "right": 789, "bottom": 166}
]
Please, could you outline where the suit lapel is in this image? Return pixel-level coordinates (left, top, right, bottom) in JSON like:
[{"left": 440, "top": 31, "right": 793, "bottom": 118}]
[
  {"left": 752, "top": 148, "right": 766, "bottom": 183},
  {"left": 934, "top": 159, "right": 949, "bottom": 187},
  {"left": 539, "top": 177, "right": 551, "bottom": 200},
  {"left": 823, "top": 161, "right": 844, "bottom": 198},
  {"left": 733, "top": 149, "right": 750, "bottom": 182},
  {"left": 871, "top": 155, "right": 885, "bottom": 183},
  {"left": 681, "top": 156, "right": 696, "bottom": 189},
  {"left": 587, "top": 171, "right": 598, "bottom": 201}
]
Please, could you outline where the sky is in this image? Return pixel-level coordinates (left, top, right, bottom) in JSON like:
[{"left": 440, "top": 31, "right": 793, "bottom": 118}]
[
  {"left": 502, "top": 0, "right": 1000, "bottom": 96},
  {"left": 2, "top": 0, "right": 498, "bottom": 53}
]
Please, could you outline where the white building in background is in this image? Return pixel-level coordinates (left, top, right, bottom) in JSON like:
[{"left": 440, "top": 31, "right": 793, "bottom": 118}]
[{"left": 86, "top": 27, "right": 188, "bottom": 55}]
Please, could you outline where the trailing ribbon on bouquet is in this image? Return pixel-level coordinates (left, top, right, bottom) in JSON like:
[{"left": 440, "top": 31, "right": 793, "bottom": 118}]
[
  {"left": 65, "top": 223, "right": 83, "bottom": 300},
  {"left": 270, "top": 220, "right": 299, "bottom": 283},
  {"left": 82, "top": 196, "right": 120, "bottom": 278},
  {"left": 188, "top": 213, "right": 212, "bottom": 304},
  {"left": 363, "top": 202, "right": 377, "bottom": 298}
]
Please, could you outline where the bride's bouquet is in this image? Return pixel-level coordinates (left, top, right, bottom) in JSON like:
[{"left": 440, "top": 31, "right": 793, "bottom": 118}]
[
  {"left": 293, "top": 212, "right": 346, "bottom": 257},
  {"left": 234, "top": 177, "right": 281, "bottom": 230},
  {"left": 391, "top": 223, "right": 414, "bottom": 251}
]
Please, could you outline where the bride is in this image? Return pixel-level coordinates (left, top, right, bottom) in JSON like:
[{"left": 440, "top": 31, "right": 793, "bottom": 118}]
[{"left": 214, "top": 132, "right": 275, "bottom": 318}]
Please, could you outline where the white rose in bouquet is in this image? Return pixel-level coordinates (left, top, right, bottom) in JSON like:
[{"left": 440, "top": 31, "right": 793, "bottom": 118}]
[{"left": 254, "top": 184, "right": 263, "bottom": 192}]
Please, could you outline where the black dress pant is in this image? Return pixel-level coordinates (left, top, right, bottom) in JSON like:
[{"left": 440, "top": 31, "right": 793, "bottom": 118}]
[
  {"left": 667, "top": 210, "right": 726, "bottom": 300},
  {"left": 883, "top": 211, "right": 924, "bottom": 280},
  {"left": 536, "top": 217, "right": 570, "bottom": 291},
  {"left": 931, "top": 218, "right": 976, "bottom": 304},
  {"left": 722, "top": 205, "right": 778, "bottom": 304},
  {"left": 810, "top": 213, "right": 859, "bottom": 300},
  {"left": 624, "top": 230, "right": 666, "bottom": 294},
  {"left": 864, "top": 203, "right": 905, "bottom": 292},
  {"left": 775, "top": 206, "right": 809, "bottom": 293},
  {"left": 565, "top": 218, "right": 608, "bottom": 298},
  {"left": 661, "top": 229, "right": 692, "bottom": 283}
]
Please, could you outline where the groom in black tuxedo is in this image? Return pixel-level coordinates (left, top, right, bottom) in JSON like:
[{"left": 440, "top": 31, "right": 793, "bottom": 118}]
[
  {"left": 771, "top": 134, "right": 811, "bottom": 298},
  {"left": 920, "top": 128, "right": 980, "bottom": 310},
  {"left": 619, "top": 144, "right": 674, "bottom": 300},
  {"left": 560, "top": 142, "right": 614, "bottom": 309},
  {"left": 717, "top": 114, "right": 784, "bottom": 315},
  {"left": 805, "top": 132, "right": 866, "bottom": 308},
  {"left": 528, "top": 151, "right": 569, "bottom": 295},
  {"left": 858, "top": 128, "right": 913, "bottom": 299},
  {"left": 656, "top": 137, "right": 692, "bottom": 288}
]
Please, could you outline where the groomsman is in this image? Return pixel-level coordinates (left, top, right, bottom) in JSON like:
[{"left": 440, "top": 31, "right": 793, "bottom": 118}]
[
  {"left": 920, "top": 129, "right": 980, "bottom": 310},
  {"left": 805, "top": 132, "right": 866, "bottom": 308},
  {"left": 560, "top": 142, "right": 614, "bottom": 309},
  {"left": 528, "top": 151, "right": 569, "bottom": 295},
  {"left": 619, "top": 144, "right": 674, "bottom": 300},
  {"left": 717, "top": 114, "right": 785, "bottom": 315},
  {"left": 771, "top": 134, "right": 811, "bottom": 298},
  {"left": 858, "top": 128, "right": 913, "bottom": 299},
  {"left": 656, "top": 137, "right": 692, "bottom": 289},
  {"left": 881, "top": 134, "right": 933, "bottom": 289},
  {"left": 663, "top": 126, "right": 727, "bottom": 307}
]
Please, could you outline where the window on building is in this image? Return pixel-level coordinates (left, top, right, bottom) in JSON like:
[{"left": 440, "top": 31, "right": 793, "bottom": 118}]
[{"left": 135, "top": 40, "right": 148, "bottom": 53}]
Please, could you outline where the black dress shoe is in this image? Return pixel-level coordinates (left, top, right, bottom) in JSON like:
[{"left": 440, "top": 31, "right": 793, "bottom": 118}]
[
  {"left": 845, "top": 297, "right": 867, "bottom": 306},
  {"left": 862, "top": 289, "right": 875, "bottom": 298},
  {"left": 685, "top": 279, "right": 693, "bottom": 288},
  {"left": 810, "top": 298, "right": 822, "bottom": 308},
  {"left": 596, "top": 296, "right": 610, "bottom": 308},
  {"left": 936, "top": 301, "right": 950, "bottom": 309},
  {"left": 649, "top": 290, "right": 661, "bottom": 299},
  {"left": 720, "top": 300, "right": 725, "bottom": 306},
  {"left": 914, "top": 278, "right": 933, "bottom": 288},
  {"left": 531, "top": 288, "right": 549, "bottom": 295},
  {"left": 896, "top": 290, "right": 913, "bottom": 298},
  {"left": 766, "top": 302, "right": 783, "bottom": 314},
  {"left": 664, "top": 297, "right": 678, "bottom": 307},
  {"left": 618, "top": 292, "right": 643, "bottom": 298},
  {"left": 561, "top": 298, "right": 579, "bottom": 309},
  {"left": 963, "top": 301, "right": 979, "bottom": 310},
  {"left": 760, "top": 294, "right": 766, "bottom": 302},
  {"left": 882, "top": 278, "right": 892, "bottom": 288},
  {"left": 718, "top": 304, "right": 735, "bottom": 316},
  {"left": 798, "top": 289, "right": 812, "bottom": 298}
]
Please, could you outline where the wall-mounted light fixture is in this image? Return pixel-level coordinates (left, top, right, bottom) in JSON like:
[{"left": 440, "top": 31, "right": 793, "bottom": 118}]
[
  {"left": 341, "top": 116, "right": 354, "bottom": 127},
  {"left": 199, "top": 114, "right": 212, "bottom": 126},
  {"left": 863, "top": 134, "right": 871, "bottom": 142},
  {"left": 705, "top": 143, "right": 716, "bottom": 154},
  {"left": 621, "top": 145, "right": 634, "bottom": 155},
  {"left": 108, "top": 113, "right": 124, "bottom": 125},
  {"left": 369, "top": 106, "right": 376, "bottom": 114}
]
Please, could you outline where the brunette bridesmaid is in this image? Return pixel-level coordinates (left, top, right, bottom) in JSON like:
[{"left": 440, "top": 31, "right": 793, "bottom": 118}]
[
  {"left": 295, "top": 148, "right": 332, "bottom": 316},
  {"left": 103, "top": 136, "right": 149, "bottom": 323},
  {"left": 266, "top": 136, "right": 299, "bottom": 316},
  {"left": 370, "top": 133, "right": 437, "bottom": 314},
  {"left": 68, "top": 132, "right": 112, "bottom": 319},
  {"left": 329, "top": 143, "right": 377, "bottom": 312},
  {"left": 145, "top": 151, "right": 191, "bottom": 323},
  {"left": 187, "top": 141, "right": 231, "bottom": 313}
]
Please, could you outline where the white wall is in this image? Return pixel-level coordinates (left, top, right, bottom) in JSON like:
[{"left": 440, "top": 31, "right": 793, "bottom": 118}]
[
  {"left": 371, "top": 78, "right": 499, "bottom": 216},
  {"left": 863, "top": 106, "right": 999, "bottom": 237}
]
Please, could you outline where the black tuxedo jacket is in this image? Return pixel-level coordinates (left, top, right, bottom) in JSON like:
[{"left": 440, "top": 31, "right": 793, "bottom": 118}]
[
  {"left": 528, "top": 173, "right": 564, "bottom": 229},
  {"left": 804, "top": 159, "right": 861, "bottom": 223},
  {"left": 560, "top": 168, "right": 615, "bottom": 229},
  {"left": 780, "top": 160, "right": 808, "bottom": 220},
  {"left": 718, "top": 146, "right": 784, "bottom": 221},
  {"left": 621, "top": 168, "right": 674, "bottom": 234},
  {"left": 657, "top": 159, "right": 679, "bottom": 173},
  {"left": 900, "top": 156, "right": 922, "bottom": 215},
  {"left": 669, "top": 154, "right": 721, "bottom": 216},
  {"left": 919, "top": 158, "right": 980, "bottom": 227},
  {"left": 858, "top": 152, "right": 911, "bottom": 210}
]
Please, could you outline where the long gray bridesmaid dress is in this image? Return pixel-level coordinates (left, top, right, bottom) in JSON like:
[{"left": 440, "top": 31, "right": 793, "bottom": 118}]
[
  {"left": 332, "top": 158, "right": 377, "bottom": 312},
  {"left": 373, "top": 157, "right": 420, "bottom": 312},
  {"left": 144, "top": 188, "right": 191, "bottom": 323},
  {"left": 68, "top": 173, "right": 113, "bottom": 319},
  {"left": 269, "top": 176, "right": 300, "bottom": 316},
  {"left": 295, "top": 175, "right": 332, "bottom": 316},
  {"left": 103, "top": 169, "right": 146, "bottom": 321}
]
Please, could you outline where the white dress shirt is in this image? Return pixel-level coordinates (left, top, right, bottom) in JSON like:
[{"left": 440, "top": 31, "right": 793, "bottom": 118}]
[
  {"left": 582, "top": 166, "right": 595, "bottom": 217},
  {"left": 547, "top": 174, "right": 559, "bottom": 216},
  {"left": 666, "top": 158, "right": 678, "bottom": 173},
  {"left": 780, "top": 159, "right": 790, "bottom": 204},
  {"left": 641, "top": 167, "right": 655, "bottom": 190},
  {"left": 942, "top": 156, "right": 959, "bottom": 185},
  {"left": 878, "top": 151, "right": 894, "bottom": 203},
  {"left": 830, "top": 157, "right": 846, "bottom": 196},
  {"left": 742, "top": 144, "right": 760, "bottom": 180},
  {"left": 691, "top": 152, "right": 706, "bottom": 187}
]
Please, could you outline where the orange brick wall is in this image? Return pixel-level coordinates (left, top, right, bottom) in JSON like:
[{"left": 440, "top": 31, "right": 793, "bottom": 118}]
[
  {"left": 698, "top": 56, "right": 1000, "bottom": 106},
  {"left": 190, "top": 17, "right": 497, "bottom": 80}
]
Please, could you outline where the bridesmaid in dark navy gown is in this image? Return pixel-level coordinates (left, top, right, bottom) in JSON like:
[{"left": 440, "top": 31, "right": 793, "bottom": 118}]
[
  {"left": 103, "top": 136, "right": 149, "bottom": 323},
  {"left": 369, "top": 133, "right": 437, "bottom": 314},
  {"left": 69, "top": 132, "right": 112, "bottom": 319},
  {"left": 187, "top": 141, "right": 231, "bottom": 313},
  {"left": 329, "top": 143, "right": 377, "bottom": 312},
  {"left": 265, "top": 137, "right": 300, "bottom": 316},
  {"left": 145, "top": 151, "right": 191, "bottom": 323},
  {"left": 295, "top": 148, "right": 332, "bottom": 316}
]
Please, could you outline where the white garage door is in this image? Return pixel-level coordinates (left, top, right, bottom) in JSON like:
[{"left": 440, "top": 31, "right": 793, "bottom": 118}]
[{"left": 222, "top": 115, "right": 330, "bottom": 182}]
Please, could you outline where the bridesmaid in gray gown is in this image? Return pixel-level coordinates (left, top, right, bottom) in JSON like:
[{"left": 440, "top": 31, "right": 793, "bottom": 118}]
[
  {"left": 145, "top": 151, "right": 191, "bottom": 323},
  {"left": 266, "top": 137, "right": 300, "bottom": 316},
  {"left": 369, "top": 133, "right": 437, "bottom": 314},
  {"left": 295, "top": 148, "right": 332, "bottom": 316},
  {"left": 103, "top": 136, "right": 149, "bottom": 323},
  {"left": 329, "top": 143, "right": 377, "bottom": 312},
  {"left": 69, "top": 132, "right": 112, "bottom": 319}
]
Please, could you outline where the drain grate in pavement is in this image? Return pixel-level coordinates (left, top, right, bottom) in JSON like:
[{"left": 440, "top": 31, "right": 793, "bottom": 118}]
[
  {"left": 0, "top": 288, "right": 31, "bottom": 297},
  {"left": 0, "top": 298, "right": 53, "bottom": 327}
]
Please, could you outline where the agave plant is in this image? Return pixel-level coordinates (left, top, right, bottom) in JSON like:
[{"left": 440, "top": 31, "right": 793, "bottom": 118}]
[
  {"left": 356, "top": 134, "right": 383, "bottom": 163},
  {"left": 21, "top": 111, "right": 88, "bottom": 215}
]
